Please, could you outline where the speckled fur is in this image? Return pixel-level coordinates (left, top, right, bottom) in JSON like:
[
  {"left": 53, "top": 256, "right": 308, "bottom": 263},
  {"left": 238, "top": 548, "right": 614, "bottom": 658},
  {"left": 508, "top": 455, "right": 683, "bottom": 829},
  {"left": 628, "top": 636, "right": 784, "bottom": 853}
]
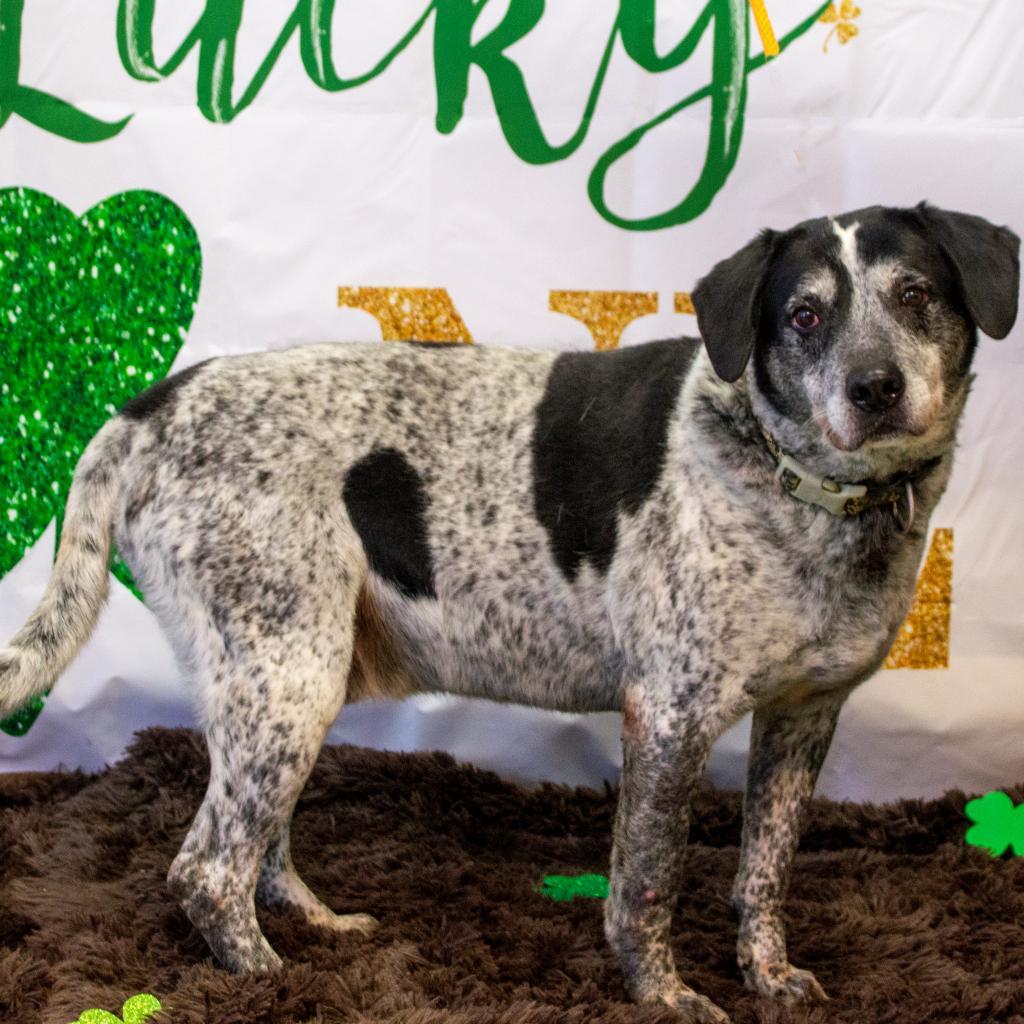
[{"left": 0, "top": 204, "right": 1018, "bottom": 1023}]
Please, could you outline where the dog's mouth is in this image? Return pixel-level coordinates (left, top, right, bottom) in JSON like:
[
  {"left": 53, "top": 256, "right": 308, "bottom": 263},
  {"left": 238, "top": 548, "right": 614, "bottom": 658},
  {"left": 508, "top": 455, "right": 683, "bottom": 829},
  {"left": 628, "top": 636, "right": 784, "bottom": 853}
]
[{"left": 816, "top": 409, "right": 935, "bottom": 453}]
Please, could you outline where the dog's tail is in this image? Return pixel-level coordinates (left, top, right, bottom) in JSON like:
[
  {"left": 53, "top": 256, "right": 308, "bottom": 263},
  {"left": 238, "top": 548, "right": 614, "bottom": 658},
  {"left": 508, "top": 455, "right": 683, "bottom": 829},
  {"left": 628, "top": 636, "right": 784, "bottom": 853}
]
[{"left": 0, "top": 417, "right": 133, "bottom": 720}]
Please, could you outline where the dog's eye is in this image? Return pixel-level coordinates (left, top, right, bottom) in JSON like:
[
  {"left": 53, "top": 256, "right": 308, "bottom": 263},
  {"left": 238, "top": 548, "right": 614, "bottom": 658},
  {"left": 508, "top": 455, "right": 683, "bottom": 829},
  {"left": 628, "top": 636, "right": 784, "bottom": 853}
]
[
  {"left": 791, "top": 307, "right": 820, "bottom": 331},
  {"left": 901, "top": 286, "right": 928, "bottom": 308}
]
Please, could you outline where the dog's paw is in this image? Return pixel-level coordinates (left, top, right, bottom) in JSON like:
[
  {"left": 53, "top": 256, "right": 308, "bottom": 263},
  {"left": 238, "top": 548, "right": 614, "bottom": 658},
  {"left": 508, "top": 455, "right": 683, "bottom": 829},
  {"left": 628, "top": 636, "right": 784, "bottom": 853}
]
[
  {"left": 743, "top": 961, "right": 828, "bottom": 1004},
  {"left": 329, "top": 911, "right": 380, "bottom": 936},
  {"left": 666, "top": 991, "right": 732, "bottom": 1024},
  {"left": 638, "top": 984, "right": 730, "bottom": 1024}
]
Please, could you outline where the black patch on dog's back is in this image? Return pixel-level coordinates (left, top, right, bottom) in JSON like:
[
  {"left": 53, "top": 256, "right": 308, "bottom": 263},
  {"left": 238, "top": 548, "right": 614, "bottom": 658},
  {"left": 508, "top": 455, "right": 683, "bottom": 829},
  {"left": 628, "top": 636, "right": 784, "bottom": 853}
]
[
  {"left": 343, "top": 448, "right": 437, "bottom": 599},
  {"left": 120, "top": 360, "right": 212, "bottom": 421},
  {"left": 532, "top": 338, "right": 698, "bottom": 582}
]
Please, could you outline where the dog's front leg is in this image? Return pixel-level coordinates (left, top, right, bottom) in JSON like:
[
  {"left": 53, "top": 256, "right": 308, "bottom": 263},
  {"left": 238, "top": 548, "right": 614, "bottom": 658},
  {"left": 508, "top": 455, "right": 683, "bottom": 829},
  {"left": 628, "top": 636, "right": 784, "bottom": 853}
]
[
  {"left": 605, "top": 685, "right": 731, "bottom": 1024},
  {"left": 732, "top": 689, "right": 849, "bottom": 1005}
]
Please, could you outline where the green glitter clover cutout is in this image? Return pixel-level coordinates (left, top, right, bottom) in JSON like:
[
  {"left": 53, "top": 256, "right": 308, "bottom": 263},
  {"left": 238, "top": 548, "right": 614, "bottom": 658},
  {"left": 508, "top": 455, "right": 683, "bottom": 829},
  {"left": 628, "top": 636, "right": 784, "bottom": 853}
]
[
  {"left": 67, "top": 992, "right": 162, "bottom": 1024},
  {"left": 539, "top": 873, "right": 610, "bottom": 901},
  {"left": 0, "top": 187, "right": 202, "bottom": 737},
  {"left": 965, "top": 791, "right": 1024, "bottom": 857}
]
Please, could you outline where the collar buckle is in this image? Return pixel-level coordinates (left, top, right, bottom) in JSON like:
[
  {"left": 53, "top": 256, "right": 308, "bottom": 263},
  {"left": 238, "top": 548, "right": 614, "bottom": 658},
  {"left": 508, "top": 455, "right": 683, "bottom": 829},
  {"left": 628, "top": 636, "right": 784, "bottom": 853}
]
[{"left": 774, "top": 452, "right": 868, "bottom": 517}]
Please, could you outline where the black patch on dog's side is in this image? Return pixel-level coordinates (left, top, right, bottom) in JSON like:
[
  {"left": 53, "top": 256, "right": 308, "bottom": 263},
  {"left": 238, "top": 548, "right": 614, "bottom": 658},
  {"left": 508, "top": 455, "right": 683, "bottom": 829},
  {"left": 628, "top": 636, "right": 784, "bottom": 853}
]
[
  {"left": 532, "top": 338, "right": 699, "bottom": 582},
  {"left": 343, "top": 448, "right": 437, "bottom": 599},
  {"left": 120, "top": 360, "right": 212, "bottom": 421}
]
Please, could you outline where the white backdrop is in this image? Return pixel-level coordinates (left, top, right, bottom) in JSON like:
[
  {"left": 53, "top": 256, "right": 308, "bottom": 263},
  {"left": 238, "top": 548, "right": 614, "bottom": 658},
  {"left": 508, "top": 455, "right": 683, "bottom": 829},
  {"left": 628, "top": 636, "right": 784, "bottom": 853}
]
[{"left": 1, "top": 0, "right": 1022, "bottom": 801}]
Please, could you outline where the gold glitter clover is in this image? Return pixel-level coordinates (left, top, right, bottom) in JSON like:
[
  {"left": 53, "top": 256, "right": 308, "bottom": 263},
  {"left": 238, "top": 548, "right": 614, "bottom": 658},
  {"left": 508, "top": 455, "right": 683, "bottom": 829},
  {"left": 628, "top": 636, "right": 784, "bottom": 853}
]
[
  {"left": 820, "top": 0, "right": 861, "bottom": 52},
  {"left": 884, "top": 528, "right": 953, "bottom": 670},
  {"left": 549, "top": 290, "right": 658, "bottom": 351},
  {"left": 337, "top": 287, "right": 473, "bottom": 343}
]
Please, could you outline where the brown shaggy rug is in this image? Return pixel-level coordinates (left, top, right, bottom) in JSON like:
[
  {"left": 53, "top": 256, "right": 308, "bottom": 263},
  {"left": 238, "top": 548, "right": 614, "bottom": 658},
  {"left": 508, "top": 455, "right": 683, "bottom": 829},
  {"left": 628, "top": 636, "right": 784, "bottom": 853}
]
[{"left": 1, "top": 728, "right": 1022, "bottom": 1024}]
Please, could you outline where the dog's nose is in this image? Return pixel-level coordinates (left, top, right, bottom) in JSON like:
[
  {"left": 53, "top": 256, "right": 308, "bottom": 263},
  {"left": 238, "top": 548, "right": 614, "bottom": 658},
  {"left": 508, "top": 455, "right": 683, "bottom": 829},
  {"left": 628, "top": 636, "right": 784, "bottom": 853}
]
[{"left": 846, "top": 362, "right": 905, "bottom": 413}]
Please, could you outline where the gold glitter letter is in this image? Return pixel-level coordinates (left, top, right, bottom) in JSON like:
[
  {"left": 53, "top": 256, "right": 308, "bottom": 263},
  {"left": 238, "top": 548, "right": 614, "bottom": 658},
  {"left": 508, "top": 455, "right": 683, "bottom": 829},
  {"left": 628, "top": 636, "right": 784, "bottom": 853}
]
[
  {"left": 549, "top": 290, "right": 658, "bottom": 351},
  {"left": 884, "top": 528, "right": 953, "bottom": 670},
  {"left": 674, "top": 292, "right": 696, "bottom": 315},
  {"left": 337, "top": 287, "right": 474, "bottom": 343}
]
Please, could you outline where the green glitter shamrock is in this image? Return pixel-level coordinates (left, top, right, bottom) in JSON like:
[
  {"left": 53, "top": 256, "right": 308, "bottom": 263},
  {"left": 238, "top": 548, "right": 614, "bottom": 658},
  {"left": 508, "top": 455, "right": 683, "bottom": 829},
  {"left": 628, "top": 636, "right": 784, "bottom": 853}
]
[
  {"left": 0, "top": 187, "right": 202, "bottom": 737},
  {"left": 539, "top": 873, "right": 610, "bottom": 901},
  {"left": 67, "top": 992, "right": 162, "bottom": 1024},
  {"left": 965, "top": 791, "right": 1024, "bottom": 857}
]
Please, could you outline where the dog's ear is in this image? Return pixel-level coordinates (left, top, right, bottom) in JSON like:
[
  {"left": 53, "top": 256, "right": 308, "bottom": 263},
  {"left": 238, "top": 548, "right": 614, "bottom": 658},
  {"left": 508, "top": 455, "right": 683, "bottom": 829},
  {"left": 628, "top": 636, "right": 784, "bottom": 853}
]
[
  {"left": 691, "top": 229, "right": 777, "bottom": 382},
  {"left": 917, "top": 204, "right": 1020, "bottom": 340}
]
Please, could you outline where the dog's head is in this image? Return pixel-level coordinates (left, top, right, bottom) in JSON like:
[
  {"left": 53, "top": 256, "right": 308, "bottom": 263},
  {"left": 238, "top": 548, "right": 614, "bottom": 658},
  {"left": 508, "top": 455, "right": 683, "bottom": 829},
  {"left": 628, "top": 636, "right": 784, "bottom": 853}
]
[{"left": 692, "top": 204, "right": 1020, "bottom": 472}]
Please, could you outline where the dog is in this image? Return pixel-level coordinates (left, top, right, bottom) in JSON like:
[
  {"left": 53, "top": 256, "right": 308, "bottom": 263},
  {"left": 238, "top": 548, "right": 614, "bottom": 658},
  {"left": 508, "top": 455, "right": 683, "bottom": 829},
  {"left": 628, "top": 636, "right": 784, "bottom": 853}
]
[{"left": 0, "top": 203, "right": 1018, "bottom": 1023}]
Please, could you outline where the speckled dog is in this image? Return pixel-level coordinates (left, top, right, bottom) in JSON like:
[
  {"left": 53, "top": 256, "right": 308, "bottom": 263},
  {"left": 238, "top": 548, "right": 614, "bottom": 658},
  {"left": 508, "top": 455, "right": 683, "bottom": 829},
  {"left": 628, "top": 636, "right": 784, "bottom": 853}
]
[{"left": 1, "top": 204, "right": 1019, "bottom": 1022}]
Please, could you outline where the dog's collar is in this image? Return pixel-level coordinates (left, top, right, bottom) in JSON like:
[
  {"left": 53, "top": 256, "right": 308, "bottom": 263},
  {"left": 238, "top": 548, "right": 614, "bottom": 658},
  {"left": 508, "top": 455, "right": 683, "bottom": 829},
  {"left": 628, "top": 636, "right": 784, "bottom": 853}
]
[{"left": 757, "top": 425, "right": 941, "bottom": 530}]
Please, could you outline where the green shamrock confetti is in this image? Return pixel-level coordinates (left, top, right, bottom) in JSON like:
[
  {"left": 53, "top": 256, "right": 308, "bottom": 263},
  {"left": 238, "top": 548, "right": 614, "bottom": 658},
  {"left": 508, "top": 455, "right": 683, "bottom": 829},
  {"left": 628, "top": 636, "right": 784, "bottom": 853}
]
[
  {"left": 0, "top": 187, "right": 202, "bottom": 737},
  {"left": 965, "top": 791, "right": 1024, "bottom": 857},
  {"left": 67, "top": 992, "right": 162, "bottom": 1024},
  {"left": 539, "top": 873, "right": 610, "bottom": 901}
]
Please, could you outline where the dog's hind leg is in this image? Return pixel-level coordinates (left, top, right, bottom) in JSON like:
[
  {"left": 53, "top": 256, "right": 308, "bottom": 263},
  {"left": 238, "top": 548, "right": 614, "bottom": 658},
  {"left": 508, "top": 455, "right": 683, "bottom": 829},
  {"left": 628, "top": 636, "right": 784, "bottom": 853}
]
[{"left": 166, "top": 541, "right": 370, "bottom": 972}]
